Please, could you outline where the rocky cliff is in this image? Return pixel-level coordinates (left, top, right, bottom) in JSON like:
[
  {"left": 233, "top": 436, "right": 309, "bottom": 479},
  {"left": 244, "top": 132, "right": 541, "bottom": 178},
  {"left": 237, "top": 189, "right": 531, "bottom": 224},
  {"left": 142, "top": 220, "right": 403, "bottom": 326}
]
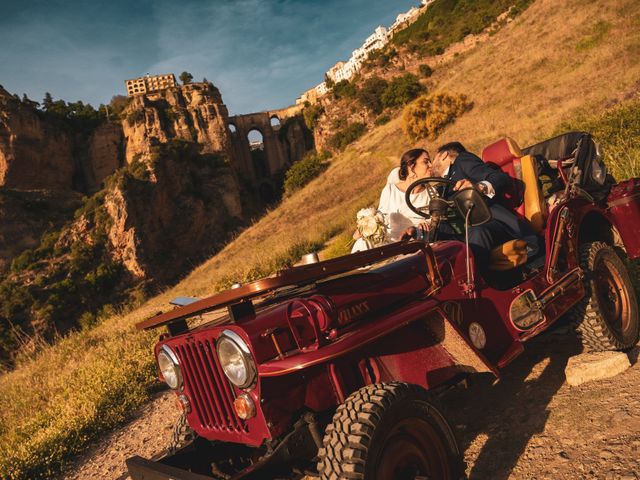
[
  {"left": 0, "top": 83, "right": 245, "bottom": 362},
  {"left": 123, "top": 83, "right": 232, "bottom": 164}
]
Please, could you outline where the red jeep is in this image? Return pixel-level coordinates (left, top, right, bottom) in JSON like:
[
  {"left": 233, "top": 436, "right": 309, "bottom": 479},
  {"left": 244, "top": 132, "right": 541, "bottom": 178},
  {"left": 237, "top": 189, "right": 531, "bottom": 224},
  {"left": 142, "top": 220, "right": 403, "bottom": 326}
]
[{"left": 127, "top": 132, "right": 640, "bottom": 480}]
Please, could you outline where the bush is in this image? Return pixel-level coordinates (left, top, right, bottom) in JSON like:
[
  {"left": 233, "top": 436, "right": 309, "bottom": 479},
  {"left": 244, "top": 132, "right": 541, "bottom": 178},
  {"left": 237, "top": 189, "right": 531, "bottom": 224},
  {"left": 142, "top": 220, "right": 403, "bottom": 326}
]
[
  {"left": 303, "top": 104, "right": 324, "bottom": 130},
  {"left": 126, "top": 109, "right": 145, "bottom": 126},
  {"left": 555, "top": 98, "right": 640, "bottom": 180},
  {"left": 381, "top": 74, "right": 424, "bottom": 109},
  {"left": 328, "top": 122, "right": 367, "bottom": 151},
  {"left": 374, "top": 115, "right": 391, "bottom": 126},
  {"left": 419, "top": 64, "right": 434, "bottom": 78},
  {"left": 357, "top": 77, "right": 389, "bottom": 114},
  {"left": 402, "top": 92, "right": 473, "bottom": 140},
  {"left": 392, "top": 0, "right": 534, "bottom": 56},
  {"left": 283, "top": 151, "right": 330, "bottom": 196},
  {"left": 332, "top": 80, "right": 357, "bottom": 100}
]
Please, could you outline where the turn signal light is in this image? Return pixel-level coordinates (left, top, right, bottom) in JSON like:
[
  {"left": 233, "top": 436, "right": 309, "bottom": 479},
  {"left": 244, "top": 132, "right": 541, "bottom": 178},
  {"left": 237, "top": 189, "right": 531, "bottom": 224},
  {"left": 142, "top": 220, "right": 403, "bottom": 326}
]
[{"left": 233, "top": 393, "right": 256, "bottom": 420}]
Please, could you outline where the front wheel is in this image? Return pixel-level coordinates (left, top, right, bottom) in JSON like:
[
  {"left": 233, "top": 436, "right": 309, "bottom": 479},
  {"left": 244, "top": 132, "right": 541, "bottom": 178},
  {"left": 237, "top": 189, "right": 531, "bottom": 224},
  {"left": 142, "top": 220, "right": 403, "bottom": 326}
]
[
  {"left": 317, "top": 382, "right": 463, "bottom": 480},
  {"left": 571, "top": 241, "right": 640, "bottom": 351}
]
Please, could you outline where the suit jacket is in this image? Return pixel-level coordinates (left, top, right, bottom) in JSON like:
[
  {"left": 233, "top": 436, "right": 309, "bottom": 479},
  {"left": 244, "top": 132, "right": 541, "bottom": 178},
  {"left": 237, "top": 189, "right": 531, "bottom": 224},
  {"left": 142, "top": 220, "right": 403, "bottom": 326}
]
[
  {"left": 445, "top": 151, "right": 538, "bottom": 246},
  {"left": 445, "top": 151, "right": 509, "bottom": 196}
]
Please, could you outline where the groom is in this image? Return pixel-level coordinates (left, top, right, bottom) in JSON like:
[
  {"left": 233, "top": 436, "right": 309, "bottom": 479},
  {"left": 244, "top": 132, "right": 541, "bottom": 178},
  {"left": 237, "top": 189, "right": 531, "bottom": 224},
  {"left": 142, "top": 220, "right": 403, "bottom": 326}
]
[{"left": 432, "top": 142, "right": 540, "bottom": 272}]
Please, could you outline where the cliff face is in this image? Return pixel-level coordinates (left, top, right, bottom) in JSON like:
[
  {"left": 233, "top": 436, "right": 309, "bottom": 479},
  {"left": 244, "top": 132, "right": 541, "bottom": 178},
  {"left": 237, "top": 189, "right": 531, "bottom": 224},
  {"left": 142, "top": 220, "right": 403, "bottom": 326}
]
[
  {"left": 122, "top": 83, "right": 232, "bottom": 164},
  {"left": 0, "top": 83, "right": 244, "bottom": 361},
  {"left": 0, "top": 88, "right": 75, "bottom": 190}
]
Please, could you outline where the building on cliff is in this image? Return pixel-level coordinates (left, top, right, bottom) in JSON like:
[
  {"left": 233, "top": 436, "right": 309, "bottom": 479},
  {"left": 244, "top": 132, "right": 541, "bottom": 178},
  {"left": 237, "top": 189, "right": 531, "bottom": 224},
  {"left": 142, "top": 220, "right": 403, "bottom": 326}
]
[
  {"left": 295, "top": 1, "right": 434, "bottom": 104},
  {"left": 125, "top": 73, "right": 177, "bottom": 96}
]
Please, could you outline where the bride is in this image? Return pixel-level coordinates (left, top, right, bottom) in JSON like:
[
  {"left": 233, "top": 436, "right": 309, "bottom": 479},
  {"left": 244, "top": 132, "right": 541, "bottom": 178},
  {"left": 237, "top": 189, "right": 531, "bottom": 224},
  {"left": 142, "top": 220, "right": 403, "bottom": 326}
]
[{"left": 352, "top": 148, "right": 433, "bottom": 252}]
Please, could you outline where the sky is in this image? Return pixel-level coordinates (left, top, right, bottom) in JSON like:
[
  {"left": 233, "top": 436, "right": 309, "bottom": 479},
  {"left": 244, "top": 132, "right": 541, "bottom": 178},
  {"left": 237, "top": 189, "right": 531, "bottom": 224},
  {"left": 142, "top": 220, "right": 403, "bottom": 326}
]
[{"left": 0, "top": 0, "right": 417, "bottom": 115}]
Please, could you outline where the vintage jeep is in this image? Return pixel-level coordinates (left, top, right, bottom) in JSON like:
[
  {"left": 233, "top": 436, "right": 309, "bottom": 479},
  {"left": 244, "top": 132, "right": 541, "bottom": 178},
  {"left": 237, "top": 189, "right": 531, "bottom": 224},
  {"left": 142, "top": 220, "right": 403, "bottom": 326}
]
[{"left": 127, "top": 132, "right": 640, "bottom": 480}]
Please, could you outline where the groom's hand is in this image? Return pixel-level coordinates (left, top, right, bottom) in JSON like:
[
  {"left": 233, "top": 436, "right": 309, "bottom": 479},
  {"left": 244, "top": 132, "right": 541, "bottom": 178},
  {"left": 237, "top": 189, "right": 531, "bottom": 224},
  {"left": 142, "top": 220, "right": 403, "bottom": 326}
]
[{"left": 453, "top": 179, "right": 474, "bottom": 191}]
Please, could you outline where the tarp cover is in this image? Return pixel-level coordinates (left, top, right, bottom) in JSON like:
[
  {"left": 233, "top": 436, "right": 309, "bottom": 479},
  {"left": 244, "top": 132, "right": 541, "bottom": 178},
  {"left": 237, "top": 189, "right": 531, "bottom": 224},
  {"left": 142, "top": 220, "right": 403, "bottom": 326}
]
[{"left": 523, "top": 131, "right": 612, "bottom": 201}]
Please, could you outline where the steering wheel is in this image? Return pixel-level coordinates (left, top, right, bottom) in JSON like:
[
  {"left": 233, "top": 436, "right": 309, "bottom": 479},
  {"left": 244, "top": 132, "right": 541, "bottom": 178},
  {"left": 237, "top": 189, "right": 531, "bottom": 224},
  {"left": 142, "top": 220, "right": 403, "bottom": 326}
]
[
  {"left": 404, "top": 177, "right": 455, "bottom": 219},
  {"left": 405, "top": 177, "right": 493, "bottom": 229}
]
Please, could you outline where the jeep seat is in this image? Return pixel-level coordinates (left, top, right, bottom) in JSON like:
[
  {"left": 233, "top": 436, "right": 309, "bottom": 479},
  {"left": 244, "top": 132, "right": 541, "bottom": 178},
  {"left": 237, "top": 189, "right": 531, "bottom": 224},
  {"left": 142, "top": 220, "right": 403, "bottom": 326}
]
[{"left": 481, "top": 138, "right": 548, "bottom": 271}]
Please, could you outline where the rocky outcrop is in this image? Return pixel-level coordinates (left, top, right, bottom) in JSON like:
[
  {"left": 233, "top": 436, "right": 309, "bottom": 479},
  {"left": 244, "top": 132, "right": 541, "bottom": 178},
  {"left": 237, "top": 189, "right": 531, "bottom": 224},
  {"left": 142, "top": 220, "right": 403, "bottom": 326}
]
[
  {"left": 104, "top": 147, "right": 242, "bottom": 283},
  {"left": 0, "top": 87, "right": 75, "bottom": 190},
  {"left": 122, "top": 83, "right": 232, "bottom": 164},
  {"left": 85, "top": 122, "right": 124, "bottom": 192}
]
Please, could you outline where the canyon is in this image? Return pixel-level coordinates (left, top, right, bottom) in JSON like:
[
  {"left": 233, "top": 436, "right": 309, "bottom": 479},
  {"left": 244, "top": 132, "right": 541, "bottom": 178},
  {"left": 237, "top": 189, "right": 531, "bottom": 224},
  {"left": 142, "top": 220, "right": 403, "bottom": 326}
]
[{"left": 0, "top": 82, "right": 313, "bottom": 361}]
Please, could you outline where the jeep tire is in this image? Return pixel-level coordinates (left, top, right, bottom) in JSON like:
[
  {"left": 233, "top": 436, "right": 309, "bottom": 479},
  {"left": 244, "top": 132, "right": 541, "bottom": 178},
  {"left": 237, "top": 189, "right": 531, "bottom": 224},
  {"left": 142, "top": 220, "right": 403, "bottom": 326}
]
[
  {"left": 317, "top": 382, "right": 462, "bottom": 480},
  {"left": 571, "top": 241, "right": 640, "bottom": 351}
]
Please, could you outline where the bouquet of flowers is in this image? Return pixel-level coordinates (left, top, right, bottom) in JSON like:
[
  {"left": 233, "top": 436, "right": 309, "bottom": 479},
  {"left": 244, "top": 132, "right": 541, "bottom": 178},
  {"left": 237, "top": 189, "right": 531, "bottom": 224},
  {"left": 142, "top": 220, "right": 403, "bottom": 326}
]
[{"left": 356, "top": 207, "right": 388, "bottom": 248}]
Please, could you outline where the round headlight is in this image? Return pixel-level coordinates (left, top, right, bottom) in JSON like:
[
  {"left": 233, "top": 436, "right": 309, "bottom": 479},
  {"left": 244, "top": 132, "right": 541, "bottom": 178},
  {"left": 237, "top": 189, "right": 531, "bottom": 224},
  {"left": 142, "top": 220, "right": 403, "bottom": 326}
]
[
  {"left": 216, "top": 330, "right": 256, "bottom": 389},
  {"left": 157, "top": 345, "right": 182, "bottom": 390}
]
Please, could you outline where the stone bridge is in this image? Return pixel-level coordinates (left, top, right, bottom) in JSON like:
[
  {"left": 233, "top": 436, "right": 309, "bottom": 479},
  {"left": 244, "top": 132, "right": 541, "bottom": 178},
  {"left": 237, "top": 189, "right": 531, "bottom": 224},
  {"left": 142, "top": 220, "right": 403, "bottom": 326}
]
[{"left": 228, "top": 104, "right": 313, "bottom": 201}]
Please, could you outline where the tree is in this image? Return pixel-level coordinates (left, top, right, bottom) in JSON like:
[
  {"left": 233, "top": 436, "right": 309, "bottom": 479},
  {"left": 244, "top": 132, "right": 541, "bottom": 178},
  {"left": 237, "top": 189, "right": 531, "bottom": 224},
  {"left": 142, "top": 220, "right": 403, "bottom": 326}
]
[
  {"left": 381, "top": 74, "right": 423, "bottom": 109},
  {"left": 332, "top": 80, "right": 357, "bottom": 100},
  {"left": 42, "top": 92, "right": 53, "bottom": 111},
  {"left": 357, "top": 77, "right": 388, "bottom": 114},
  {"left": 179, "top": 71, "right": 193, "bottom": 85},
  {"left": 324, "top": 74, "right": 335, "bottom": 89}
]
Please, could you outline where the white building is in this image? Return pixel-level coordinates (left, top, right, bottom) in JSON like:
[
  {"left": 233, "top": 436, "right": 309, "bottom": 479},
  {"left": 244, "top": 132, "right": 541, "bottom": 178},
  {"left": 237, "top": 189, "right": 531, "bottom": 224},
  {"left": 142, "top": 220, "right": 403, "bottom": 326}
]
[{"left": 328, "top": 25, "right": 389, "bottom": 84}]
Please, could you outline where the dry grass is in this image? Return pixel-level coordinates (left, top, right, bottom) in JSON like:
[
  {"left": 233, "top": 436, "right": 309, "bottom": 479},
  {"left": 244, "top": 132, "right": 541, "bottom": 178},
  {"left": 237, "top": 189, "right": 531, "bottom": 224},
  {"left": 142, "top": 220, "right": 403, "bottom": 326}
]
[{"left": 1, "top": 0, "right": 640, "bottom": 478}]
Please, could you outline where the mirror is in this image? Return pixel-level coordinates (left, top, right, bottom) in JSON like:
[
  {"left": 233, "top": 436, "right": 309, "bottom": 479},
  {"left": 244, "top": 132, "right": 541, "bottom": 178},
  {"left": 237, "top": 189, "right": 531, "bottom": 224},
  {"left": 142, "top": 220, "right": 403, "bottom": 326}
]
[
  {"left": 510, "top": 290, "right": 544, "bottom": 330},
  {"left": 451, "top": 188, "right": 492, "bottom": 226}
]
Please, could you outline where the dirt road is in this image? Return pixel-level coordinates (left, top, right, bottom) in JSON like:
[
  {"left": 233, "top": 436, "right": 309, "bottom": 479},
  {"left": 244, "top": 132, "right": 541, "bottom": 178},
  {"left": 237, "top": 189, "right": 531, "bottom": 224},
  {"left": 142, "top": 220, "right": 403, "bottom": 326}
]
[{"left": 60, "top": 329, "right": 639, "bottom": 480}]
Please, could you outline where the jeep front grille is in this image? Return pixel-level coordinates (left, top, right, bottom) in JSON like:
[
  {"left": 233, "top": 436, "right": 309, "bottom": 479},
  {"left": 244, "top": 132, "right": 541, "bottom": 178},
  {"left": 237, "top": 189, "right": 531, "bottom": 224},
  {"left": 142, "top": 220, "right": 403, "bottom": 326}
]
[{"left": 174, "top": 338, "right": 247, "bottom": 433}]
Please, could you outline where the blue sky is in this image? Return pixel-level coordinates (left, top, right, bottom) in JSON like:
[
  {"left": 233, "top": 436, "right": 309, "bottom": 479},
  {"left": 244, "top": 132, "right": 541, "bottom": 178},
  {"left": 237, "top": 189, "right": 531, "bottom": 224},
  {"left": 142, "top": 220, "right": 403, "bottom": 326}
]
[{"left": 0, "top": 0, "right": 417, "bottom": 115}]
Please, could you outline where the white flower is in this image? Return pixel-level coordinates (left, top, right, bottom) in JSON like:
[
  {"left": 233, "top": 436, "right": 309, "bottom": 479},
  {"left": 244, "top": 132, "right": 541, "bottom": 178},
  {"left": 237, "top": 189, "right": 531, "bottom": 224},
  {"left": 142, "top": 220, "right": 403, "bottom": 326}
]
[
  {"left": 358, "top": 216, "right": 379, "bottom": 237},
  {"left": 355, "top": 207, "right": 388, "bottom": 246},
  {"left": 357, "top": 207, "right": 377, "bottom": 220}
]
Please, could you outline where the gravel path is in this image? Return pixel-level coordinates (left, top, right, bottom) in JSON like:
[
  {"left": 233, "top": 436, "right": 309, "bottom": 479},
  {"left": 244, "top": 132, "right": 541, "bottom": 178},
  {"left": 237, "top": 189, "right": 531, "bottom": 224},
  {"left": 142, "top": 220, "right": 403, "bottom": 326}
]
[{"left": 59, "top": 331, "right": 639, "bottom": 479}]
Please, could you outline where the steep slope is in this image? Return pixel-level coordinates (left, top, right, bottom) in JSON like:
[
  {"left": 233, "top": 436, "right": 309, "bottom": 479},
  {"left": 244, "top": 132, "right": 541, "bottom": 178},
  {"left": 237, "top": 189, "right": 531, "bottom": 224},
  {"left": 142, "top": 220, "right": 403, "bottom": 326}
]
[{"left": 1, "top": 0, "right": 639, "bottom": 478}]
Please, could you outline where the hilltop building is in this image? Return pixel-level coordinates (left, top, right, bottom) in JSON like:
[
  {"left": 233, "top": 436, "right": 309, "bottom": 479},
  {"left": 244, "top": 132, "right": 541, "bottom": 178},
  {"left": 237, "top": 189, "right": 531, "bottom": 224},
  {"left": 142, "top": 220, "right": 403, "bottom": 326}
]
[
  {"left": 295, "top": 1, "right": 435, "bottom": 105},
  {"left": 125, "top": 74, "right": 177, "bottom": 96}
]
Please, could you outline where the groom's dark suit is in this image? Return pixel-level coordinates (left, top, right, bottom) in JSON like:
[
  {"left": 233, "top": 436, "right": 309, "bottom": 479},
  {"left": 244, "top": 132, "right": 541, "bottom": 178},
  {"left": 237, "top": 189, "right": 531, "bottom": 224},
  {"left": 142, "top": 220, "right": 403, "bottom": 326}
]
[{"left": 440, "top": 151, "right": 540, "bottom": 272}]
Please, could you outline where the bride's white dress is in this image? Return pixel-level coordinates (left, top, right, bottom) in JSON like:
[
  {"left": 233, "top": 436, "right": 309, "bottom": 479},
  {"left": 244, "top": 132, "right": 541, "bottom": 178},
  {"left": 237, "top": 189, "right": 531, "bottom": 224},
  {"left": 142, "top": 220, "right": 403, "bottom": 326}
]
[{"left": 352, "top": 177, "right": 430, "bottom": 253}]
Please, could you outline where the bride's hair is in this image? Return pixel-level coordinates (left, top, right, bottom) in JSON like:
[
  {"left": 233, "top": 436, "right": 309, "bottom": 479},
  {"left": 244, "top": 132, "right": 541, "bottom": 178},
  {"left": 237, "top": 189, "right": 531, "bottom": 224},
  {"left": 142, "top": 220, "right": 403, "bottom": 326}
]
[{"left": 399, "top": 148, "right": 428, "bottom": 180}]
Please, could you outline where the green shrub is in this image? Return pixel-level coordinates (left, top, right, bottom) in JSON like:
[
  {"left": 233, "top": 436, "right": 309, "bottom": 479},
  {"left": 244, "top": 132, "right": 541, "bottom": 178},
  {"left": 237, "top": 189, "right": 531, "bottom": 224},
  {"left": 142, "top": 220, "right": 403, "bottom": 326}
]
[
  {"left": 332, "top": 80, "right": 357, "bottom": 99},
  {"left": 303, "top": 104, "right": 324, "bottom": 130},
  {"left": 555, "top": 98, "right": 640, "bottom": 180},
  {"left": 357, "top": 77, "right": 389, "bottom": 114},
  {"left": 402, "top": 92, "right": 473, "bottom": 140},
  {"left": 283, "top": 151, "right": 330, "bottom": 196},
  {"left": 419, "top": 64, "right": 434, "bottom": 78},
  {"left": 126, "top": 108, "right": 145, "bottom": 126},
  {"left": 381, "top": 74, "right": 424, "bottom": 109},
  {"left": 392, "top": 0, "right": 533, "bottom": 56},
  {"left": 374, "top": 115, "right": 391, "bottom": 126},
  {"left": 328, "top": 122, "right": 367, "bottom": 151},
  {"left": 576, "top": 20, "right": 611, "bottom": 51}
]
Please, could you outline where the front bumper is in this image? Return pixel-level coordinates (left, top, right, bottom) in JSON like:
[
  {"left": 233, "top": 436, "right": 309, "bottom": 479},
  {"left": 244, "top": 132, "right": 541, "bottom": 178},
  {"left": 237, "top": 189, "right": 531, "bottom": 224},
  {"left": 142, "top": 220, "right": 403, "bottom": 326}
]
[{"left": 126, "top": 455, "right": 218, "bottom": 480}]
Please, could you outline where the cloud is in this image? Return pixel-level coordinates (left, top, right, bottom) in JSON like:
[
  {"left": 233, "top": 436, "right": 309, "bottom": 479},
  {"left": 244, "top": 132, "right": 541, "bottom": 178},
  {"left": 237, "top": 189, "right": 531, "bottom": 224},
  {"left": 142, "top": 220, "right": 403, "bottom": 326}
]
[{"left": 0, "top": 0, "right": 416, "bottom": 112}]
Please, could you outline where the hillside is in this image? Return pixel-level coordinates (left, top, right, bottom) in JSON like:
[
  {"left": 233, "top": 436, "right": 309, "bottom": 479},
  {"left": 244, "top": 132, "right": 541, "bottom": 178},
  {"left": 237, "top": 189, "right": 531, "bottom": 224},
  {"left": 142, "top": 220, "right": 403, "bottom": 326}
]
[{"left": 1, "top": 0, "right": 640, "bottom": 478}]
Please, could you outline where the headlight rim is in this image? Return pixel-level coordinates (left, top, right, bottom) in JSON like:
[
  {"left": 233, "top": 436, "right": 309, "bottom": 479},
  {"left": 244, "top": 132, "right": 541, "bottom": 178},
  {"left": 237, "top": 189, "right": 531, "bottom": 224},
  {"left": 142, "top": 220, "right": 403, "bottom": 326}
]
[
  {"left": 216, "top": 329, "right": 257, "bottom": 390},
  {"left": 158, "top": 344, "right": 183, "bottom": 390}
]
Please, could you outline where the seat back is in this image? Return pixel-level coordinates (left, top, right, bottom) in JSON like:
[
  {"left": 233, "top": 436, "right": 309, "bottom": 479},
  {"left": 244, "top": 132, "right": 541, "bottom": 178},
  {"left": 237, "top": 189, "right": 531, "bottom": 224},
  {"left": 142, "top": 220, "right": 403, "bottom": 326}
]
[
  {"left": 481, "top": 137, "right": 547, "bottom": 234},
  {"left": 481, "top": 138, "right": 525, "bottom": 215}
]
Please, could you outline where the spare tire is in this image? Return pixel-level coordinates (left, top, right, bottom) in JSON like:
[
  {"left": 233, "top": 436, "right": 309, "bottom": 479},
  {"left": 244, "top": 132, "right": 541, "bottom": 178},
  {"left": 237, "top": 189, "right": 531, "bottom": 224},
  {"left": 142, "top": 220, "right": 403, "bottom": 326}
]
[{"left": 571, "top": 241, "right": 640, "bottom": 351}]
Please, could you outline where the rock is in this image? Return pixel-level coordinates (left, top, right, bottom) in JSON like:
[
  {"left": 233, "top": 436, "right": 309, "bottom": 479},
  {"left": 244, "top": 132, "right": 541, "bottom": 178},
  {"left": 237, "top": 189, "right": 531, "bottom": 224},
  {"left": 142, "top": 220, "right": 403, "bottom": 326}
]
[
  {"left": 0, "top": 87, "right": 75, "bottom": 189},
  {"left": 565, "top": 351, "right": 632, "bottom": 386}
]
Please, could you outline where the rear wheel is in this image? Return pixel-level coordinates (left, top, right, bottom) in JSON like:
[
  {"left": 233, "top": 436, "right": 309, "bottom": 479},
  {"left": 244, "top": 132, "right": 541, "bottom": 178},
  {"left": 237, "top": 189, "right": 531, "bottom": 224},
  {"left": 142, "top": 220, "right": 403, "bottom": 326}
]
[
  {"left": 317, "top": 382, "right": 462, "bottom": 480},
  {"left": 571, "top": 241, "right": 640, "bottom": 351}
]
